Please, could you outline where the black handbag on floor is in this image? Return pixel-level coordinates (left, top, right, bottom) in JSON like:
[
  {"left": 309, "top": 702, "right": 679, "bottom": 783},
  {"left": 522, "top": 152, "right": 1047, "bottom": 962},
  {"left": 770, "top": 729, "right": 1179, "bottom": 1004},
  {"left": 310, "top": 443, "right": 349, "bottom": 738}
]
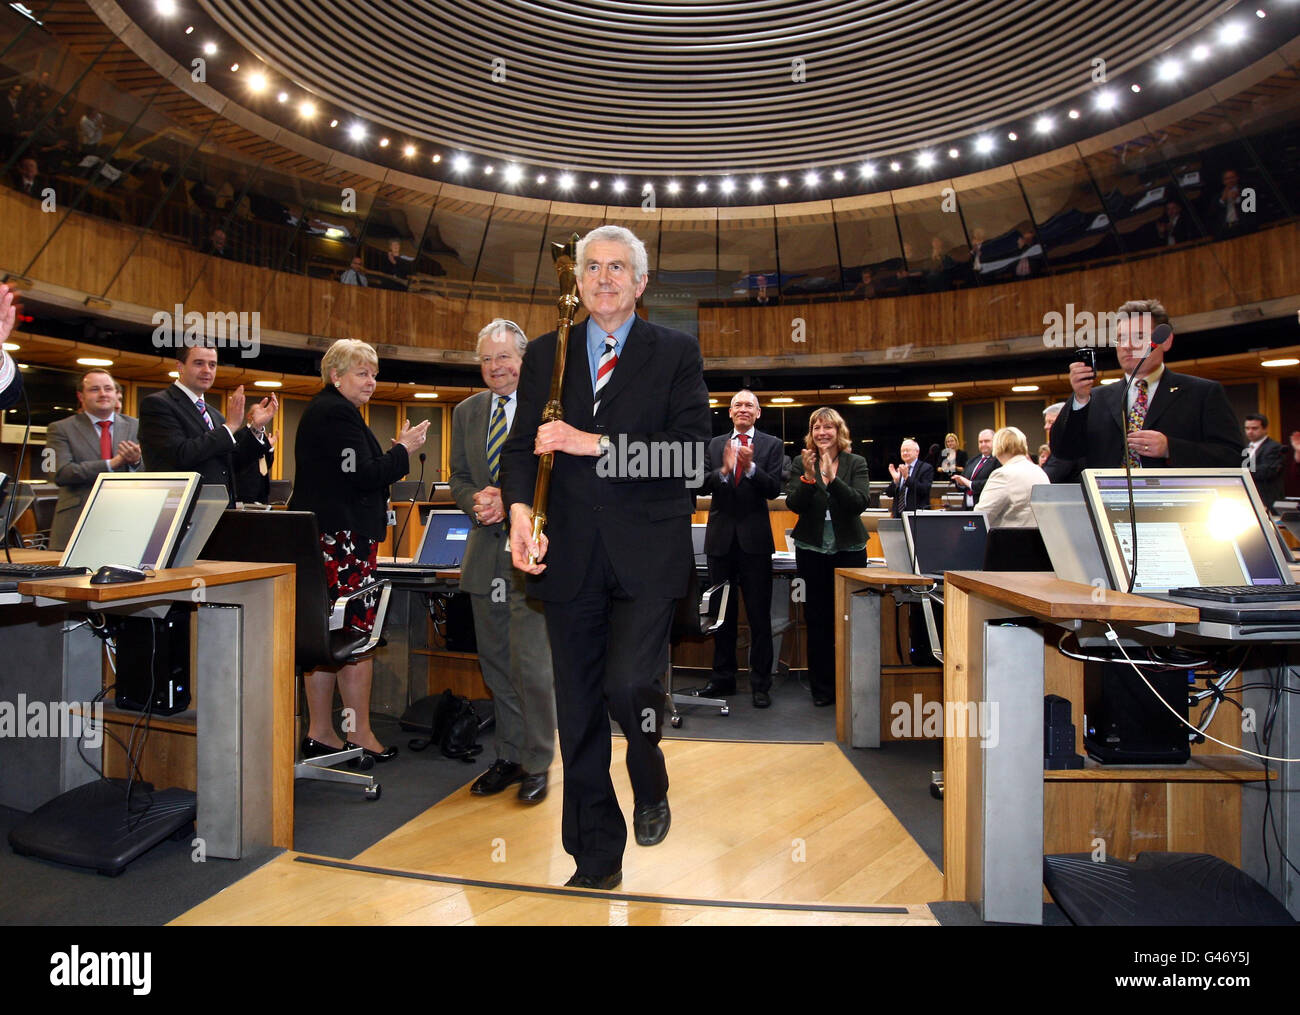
[{"left": 407, "top": 689, "right": 484, "bottom": 762}]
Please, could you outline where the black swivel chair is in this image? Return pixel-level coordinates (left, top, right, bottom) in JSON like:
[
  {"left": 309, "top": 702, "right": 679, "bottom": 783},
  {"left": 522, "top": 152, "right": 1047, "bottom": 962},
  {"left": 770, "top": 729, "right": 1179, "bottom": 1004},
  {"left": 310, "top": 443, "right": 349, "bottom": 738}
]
[
  {"left": 666, "top": 565, "right": 731, "bottom": 728},
  {"left": 982, "top": 526, "right": 1054, "bottom": 572},
  {"left": 203, "top": 509, "right": 392, "bottom": 799}
]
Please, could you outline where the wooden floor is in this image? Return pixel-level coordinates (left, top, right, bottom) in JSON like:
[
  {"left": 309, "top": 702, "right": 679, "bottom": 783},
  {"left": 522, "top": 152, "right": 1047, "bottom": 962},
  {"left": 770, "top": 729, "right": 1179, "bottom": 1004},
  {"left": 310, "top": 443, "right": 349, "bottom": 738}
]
[{"left": 173, "top": 738, "right": 943, "bottom": 926}]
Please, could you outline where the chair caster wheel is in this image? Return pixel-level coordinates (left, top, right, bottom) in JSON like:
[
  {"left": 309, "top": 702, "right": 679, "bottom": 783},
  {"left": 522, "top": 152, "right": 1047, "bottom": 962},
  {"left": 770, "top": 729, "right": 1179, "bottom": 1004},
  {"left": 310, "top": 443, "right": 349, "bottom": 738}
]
[
  {"left": 929, "top": 771, "right": 944, "bottom": 800},
  {"left": 358, "top": 754, "right": 375, "bottom": 771},
  {"left": 670, "top": 714, "right": 682, "bottom": 728},
  {"left": 365, "top": 784, "right": 381, "bottom": 801},
  {"left": 720, "top": 706, "right": 730, "bottom": 716}
]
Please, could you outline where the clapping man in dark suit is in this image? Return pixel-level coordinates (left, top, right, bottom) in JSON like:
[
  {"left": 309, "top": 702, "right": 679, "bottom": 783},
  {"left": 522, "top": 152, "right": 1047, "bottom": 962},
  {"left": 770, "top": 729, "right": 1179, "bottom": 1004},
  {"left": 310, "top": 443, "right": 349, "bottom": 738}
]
[
  {"left": 886, "top": 438, "right": 934, "bottom": 515},
  {"left": 1243, "top": 413, "right": 1286, "bottom": 512},
  {"left": 951, "top": 428, "right": 1001, "bottom": 506},
  {"left": 139, "top": 343, "right": 276, "bottom": 503},
  {"left": 46, "top": 369, "right": 142, "bottom": 550},
  {"left": 450, "top": 318, "right": 555, "bottom": 803},
  {"left": 504, "top": 225, "right": 709, "bottom": 890},
  {"left": 698, "top": 390, "right": 783, "bottom": 709},
  {"left": 1051, "top": 299, "right": 1241, "bottom": 472}
]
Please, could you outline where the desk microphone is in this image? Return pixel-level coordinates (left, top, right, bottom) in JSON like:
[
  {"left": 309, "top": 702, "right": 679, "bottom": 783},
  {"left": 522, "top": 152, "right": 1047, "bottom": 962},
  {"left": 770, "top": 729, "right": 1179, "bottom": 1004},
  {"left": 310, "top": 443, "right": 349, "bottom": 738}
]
[
  {"left": 390, "top": 452, "right": 425, "bottom": 563},
  {"left": 1117, "top": 322, "right": 1172, "bottom": 593}
]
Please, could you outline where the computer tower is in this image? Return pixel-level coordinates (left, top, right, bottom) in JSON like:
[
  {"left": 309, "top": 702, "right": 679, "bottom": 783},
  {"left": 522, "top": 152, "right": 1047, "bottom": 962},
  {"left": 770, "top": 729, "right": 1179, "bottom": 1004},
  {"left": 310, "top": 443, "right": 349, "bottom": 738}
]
[
  {"left": 1083, "top": 663, "right": 1190, "bottom": 765},
  {"left": 112, "top": 603, "right": 193, "bottom": 715}
]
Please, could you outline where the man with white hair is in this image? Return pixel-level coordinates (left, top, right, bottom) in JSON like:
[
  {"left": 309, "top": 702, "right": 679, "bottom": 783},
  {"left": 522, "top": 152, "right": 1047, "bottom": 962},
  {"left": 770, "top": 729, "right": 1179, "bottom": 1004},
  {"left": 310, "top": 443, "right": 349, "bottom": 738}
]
[
  {"left": 503, "top": 225, "right": 709, "bottom": 889},
  {"left": 450, "top": 319, "right": 555, "bottom": 803},
  {"left": 885, "top": 438, "right": 934, "bottom": 516}
]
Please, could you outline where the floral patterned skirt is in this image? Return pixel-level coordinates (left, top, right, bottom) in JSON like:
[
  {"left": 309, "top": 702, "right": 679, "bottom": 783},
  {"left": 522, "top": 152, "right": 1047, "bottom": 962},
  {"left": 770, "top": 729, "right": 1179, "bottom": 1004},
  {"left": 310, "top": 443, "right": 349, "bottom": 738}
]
[{"left": 320, "top": 530, "right": 379, "bottom": 634}]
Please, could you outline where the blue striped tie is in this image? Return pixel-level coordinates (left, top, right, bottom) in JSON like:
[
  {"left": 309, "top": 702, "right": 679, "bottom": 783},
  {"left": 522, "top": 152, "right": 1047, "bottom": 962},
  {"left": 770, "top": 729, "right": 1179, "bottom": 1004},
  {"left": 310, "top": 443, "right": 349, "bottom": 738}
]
[{"left": 486, "top": 395, "right": 507, "bottom": 484}]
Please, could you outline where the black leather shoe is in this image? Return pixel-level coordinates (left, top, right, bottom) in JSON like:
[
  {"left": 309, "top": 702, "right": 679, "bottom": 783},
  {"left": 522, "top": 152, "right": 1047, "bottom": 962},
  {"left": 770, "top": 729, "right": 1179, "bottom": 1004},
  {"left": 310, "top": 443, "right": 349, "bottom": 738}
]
[
  {"left": 517, "top": 771, "right": 548, "bottom": 803},
  {"left": 696, "top": 680, "right": 736, "bottom": 698},
  {"left": 752, "top": 690, "right": 772, "bottom": 709},
  {"left": 564, "top": 870, "right": 622, "bottom": 890},
  {"left": 345, "top": 740, "right": 398, "bottom": 762},
  {"left": 633, "top": 799, "right": 671, "bottom": 846},
  {"left": 471, "top": 759, "right": 524, "bottom": 795},
  {"left": 812, "top": 695, "right": 835, "bottom": 707},
  {"left": 301, "top": 737, "right": 345, "bottom": 759}
]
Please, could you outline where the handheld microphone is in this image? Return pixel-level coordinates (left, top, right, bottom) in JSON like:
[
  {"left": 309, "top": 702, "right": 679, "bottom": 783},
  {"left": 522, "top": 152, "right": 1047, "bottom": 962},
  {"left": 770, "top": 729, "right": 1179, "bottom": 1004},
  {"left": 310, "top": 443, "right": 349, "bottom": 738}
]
[
  {"left": 1117, "top": 322, "right": 1173, "bottom": 593},
  {"left": 389, "top": 451, "right": 426, "bottom": 563}
]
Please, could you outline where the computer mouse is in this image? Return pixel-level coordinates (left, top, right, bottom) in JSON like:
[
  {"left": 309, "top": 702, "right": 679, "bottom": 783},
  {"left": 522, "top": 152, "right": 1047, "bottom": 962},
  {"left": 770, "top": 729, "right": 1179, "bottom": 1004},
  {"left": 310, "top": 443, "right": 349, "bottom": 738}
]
[{"left": 90, "top": 565, "right": 148, "bottom": 585}]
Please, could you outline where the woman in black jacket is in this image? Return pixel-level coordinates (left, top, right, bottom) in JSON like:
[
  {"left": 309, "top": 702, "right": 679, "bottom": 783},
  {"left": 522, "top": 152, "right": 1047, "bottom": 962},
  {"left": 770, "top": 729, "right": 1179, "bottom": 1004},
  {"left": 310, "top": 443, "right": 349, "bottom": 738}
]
[
  {"left": 785, "top": 407, "right": 871, "bottom": 706},
  {"left": 289, "top": 339, "right": 428, "bottom": 761}
]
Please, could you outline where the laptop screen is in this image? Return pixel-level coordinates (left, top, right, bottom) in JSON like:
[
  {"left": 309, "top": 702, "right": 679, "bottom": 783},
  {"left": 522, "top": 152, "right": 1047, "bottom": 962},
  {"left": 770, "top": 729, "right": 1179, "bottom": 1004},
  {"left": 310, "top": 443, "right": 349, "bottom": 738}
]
[
  {"left": 904, "top": 511, "right": 988, "bottom": 577},
  {"left": 63, "top": 473, "right": 200, "bottom": 571},
  {"left": 415, "top": 510, "right": 472, "bottom": 567},
  {"left": 1083, "top": 470, "right": 1287, "bottom": 593}
]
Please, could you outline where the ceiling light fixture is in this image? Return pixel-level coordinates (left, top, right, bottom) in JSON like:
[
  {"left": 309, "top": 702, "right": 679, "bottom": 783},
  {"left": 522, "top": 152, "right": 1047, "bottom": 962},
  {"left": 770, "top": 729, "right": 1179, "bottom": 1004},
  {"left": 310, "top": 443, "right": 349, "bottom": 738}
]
[
  {"left": 1261, "top": 358, "right": 1300, "bottom": 368},
  {"left": 247, "top": 72, "right": 267, "bottom": 92},
  {"left": 975, "top": 135, "right": 994, "bottom": 153},
  {"left": 917, "top": 151, "right": 935, "bottom": 169},
  {"left": 1035, "top": 116, "right": 1053, "bottom": 134},
  {"left": 299, "top": 101, "right": 316, "bottom": 118},
  {"left": 1157, "top": 59, "right": 1182, "bottom": 82},
  {"left": 452, "top": 154, "right": 470, "bottom": 172},
  {"left": 348, "top": 123, "right": 366, "bottom": 142}
]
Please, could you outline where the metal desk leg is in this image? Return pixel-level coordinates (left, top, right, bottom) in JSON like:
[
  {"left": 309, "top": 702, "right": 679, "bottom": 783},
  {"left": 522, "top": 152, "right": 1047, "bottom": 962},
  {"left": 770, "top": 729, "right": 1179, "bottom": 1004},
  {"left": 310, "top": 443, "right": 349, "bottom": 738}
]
[{"left": 849, "top": 589, "right": 882, "bottom": 748}]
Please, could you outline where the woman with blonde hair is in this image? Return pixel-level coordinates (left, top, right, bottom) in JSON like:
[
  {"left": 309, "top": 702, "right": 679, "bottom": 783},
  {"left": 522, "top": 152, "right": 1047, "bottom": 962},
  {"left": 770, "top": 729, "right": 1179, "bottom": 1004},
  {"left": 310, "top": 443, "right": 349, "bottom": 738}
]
[
  {"left": 784, "top": 407, "right": 872, "bottom": 706},
  {"left": 975, "top": 426, "right": 1050, "bottom": 528},
  {"left": 938, "top": 432, "right": 967, "bottom": 476},
  {"left": 289, "top": 338, "right": 429, "bottom": 761}
]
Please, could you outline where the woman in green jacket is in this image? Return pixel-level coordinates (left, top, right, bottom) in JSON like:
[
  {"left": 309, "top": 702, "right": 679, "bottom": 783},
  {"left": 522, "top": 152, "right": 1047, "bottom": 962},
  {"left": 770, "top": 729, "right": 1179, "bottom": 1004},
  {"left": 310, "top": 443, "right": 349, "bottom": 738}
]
[{"left": 785, "top": 407, "right": 872, "bottom": 706}]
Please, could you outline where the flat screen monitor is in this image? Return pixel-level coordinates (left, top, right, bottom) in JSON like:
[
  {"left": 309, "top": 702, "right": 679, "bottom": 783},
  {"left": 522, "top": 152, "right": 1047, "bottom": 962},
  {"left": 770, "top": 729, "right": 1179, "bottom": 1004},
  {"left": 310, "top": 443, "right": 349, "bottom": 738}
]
[
  {"left": 414, "top": 509, "right": 472, "bottom": 567},
  {"left": 902, "top": 510, "right": 989, "bottom": 579},
  {"left": 61, "top": 472, "right": 202, "bottom": 571},
  {"left": 1080, "top": 468, "right": 1291, "bottom": 593}
]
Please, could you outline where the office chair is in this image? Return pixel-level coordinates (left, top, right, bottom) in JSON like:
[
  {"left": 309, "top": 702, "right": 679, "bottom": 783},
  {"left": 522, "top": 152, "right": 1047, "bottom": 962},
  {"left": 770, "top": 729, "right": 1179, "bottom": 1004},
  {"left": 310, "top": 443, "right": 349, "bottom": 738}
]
[
  {"left": 25, "top": 493, "right": 57, "bottom": 549},
  {"left": 666, "top": 565, "right": 731, "bottom": 728},
  {"left": 203, "top": 510, "right": 393, "bottom": 799}
]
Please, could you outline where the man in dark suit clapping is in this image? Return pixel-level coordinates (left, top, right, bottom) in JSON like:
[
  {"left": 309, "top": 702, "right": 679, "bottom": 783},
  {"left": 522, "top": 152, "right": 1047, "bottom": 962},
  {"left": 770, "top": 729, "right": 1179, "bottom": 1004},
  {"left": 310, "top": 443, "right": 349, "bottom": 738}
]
[
  {"left": 1244, "top": 413, "right": 1286, "bottom": 512},
  {"left": 140, "top": 343, "right": 275, "bottom": 504},
  {"left": 699, "top": 390, "right": 784, "bottom": 709},
  {"left": 504, "top": 225, "right": 709, "bottom": 891},
  {"left": 886, "top": 438, "right": 934, "bottom": 515},
  {"left": 952, "top": 429, "right": 1001, "bottom": 507}
]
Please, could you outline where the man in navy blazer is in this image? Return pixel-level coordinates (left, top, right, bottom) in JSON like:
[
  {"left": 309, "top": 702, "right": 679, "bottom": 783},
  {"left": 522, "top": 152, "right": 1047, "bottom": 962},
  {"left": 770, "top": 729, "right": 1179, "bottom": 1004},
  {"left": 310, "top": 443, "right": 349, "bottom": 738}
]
[
  {"left": 886, "top": 439, "right": 934, "bottom": 515},
  {"left": 139, "top": 343, "right": 275, "bottom": 503},
  {"left": 503, "top": 225, "right": 709, "bottom": 890},
  {"left": 1050, "top": 299, "right": 1241, "bottom": 477},
  {"left": 699, "top": 390, "right": 784, "bottom": 708},
  {"left": 952, "top": 429, "right": 1001, "bottom": 507}
]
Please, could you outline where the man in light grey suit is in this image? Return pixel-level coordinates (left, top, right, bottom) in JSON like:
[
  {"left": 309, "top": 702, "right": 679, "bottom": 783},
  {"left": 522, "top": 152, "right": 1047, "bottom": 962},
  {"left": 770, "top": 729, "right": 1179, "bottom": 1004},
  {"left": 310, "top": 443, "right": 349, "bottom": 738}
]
[
  {"left": 47, "top": 369, "right": 142, "bottom": 550},
  {"left": 449, "top": 319, "right": 556, "bottom": 802}
]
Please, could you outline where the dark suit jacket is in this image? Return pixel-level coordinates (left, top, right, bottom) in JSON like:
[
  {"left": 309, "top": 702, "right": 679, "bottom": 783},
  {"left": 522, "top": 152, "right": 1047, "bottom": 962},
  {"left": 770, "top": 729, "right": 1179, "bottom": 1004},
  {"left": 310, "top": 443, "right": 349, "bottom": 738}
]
[
  {"left": 701, "top": 430, "right": 783, "bottom": 556},
  {"left": 47, "top": 411, "right": 141, "bottom": 550},
  {"left": 1050, "top": 368, "right": 1241, "bottom": 478},
  {"left": 885, "top": 460, "right": 934, "bottom": 515},
  {"left": 1249, "top": 437, "right": 1286, "bottom": 510},
  {"left": 234, "top": 446, "right": 274, "bottom": 504},
  {"left": 288, "top": 385, "right": 409, "bottom": 543},
  {"left": 784, "top": 453, "right": 871, "bottom": 549},
  {"left": 964, "top": 453, "right": 1002, "bottom": 505},
  {"left": 500, "top": 315, "right": 710, "bottom": 602},
  {"left": 139, "top": 384, "right": 266, "bottom": 504}
]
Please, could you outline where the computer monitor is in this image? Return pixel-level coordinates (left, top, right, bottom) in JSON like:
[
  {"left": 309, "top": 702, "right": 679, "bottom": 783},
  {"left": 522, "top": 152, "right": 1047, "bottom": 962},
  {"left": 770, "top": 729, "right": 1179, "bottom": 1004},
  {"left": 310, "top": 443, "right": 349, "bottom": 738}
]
[
  {"left": 413, "top": 509, "right": 472, "bottom": 567},
  {"left": 691, "top": 523, "right": 707, "bottom": 564},
  {"left": 61, "top": 472, "right": 202, "bottom": 571},
  {"left": 902, "top": 510, "right": 988, "bottom": 579},
  {"left": 1080, "top": 468, "right": 1292, "bottom": 594}
]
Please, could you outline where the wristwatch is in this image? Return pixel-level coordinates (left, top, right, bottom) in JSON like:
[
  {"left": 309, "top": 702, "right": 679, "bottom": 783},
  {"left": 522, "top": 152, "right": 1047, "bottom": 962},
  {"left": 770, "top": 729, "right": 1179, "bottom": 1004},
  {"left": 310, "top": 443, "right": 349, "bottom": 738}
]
[{"left": 597, "top": 434, "right": 611, "bottom": 456}]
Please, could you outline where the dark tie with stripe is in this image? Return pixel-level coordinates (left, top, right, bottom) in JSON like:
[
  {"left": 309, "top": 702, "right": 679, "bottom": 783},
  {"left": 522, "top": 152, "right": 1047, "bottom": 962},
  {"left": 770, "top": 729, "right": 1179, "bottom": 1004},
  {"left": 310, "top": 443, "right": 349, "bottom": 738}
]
[{"left": 486, "top": 395, "right": 507, "bottom": 484}]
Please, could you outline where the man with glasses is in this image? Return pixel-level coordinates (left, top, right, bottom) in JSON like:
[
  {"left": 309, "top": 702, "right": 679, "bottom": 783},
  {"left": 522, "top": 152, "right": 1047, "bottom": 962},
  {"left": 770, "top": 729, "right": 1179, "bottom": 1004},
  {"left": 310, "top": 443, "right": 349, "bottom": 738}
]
[
  {"left": 449, "top": 319, "right": 555, "bottom": 803},
  {"left": 1050, "top": 299, "right": 1240, "bottom": 475}
]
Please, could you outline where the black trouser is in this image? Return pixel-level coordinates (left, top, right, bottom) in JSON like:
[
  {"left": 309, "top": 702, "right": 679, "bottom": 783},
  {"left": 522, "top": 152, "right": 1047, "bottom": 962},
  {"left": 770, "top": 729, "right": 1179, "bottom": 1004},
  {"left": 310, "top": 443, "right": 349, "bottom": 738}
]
[
  {"left": 706, "top": 540, "right": 774, "bottom": 692},
  {"left": 543, "top": 539, "right": 674, "bottom": 877},
  {"left": 795, "top": 546, "right": 868, "bottom": 700}
]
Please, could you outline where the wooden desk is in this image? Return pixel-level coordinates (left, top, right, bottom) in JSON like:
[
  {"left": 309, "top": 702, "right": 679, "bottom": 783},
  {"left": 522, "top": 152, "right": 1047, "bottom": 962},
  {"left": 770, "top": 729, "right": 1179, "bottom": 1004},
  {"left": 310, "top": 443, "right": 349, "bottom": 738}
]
[
  {"left": 942, "top": 571, "right": 1290, "bottom": 924},
  {"left": 833, "top": 567, "right": 935, "bottom": 747},
  {"left": 1, "top": 556, "right": 294, "bottom": 857}
]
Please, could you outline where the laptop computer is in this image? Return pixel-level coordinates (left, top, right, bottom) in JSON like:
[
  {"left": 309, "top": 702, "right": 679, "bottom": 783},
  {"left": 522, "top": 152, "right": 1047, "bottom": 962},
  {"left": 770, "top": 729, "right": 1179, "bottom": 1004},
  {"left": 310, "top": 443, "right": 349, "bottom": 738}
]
[
  {"left": 375, "top": 509, "right": 472, "bottom": 577},
  {"left": 901, "top": 510, "right": 989, "bottom": 581},
  {"left": 1079, "top": 468, "right": 1300, "bottom": 625},
  {"left": 877, "top": 517, "right": 914, "bottom": 574}
]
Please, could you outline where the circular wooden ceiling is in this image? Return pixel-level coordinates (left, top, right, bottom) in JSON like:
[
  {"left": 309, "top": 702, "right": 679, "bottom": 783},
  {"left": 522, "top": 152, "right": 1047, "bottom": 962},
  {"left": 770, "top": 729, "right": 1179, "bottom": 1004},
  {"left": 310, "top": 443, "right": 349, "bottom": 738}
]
[{"left": 195, "top": 0, "right": 1233, "bottom": 175}]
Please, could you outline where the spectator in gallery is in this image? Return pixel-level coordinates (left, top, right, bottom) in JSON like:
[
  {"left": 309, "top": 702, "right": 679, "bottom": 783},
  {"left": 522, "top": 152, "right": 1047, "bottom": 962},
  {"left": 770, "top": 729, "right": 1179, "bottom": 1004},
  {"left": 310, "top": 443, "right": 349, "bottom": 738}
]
[
  {"left": 924, "top": 236, "right": 954, "bottom": 292},
  {"left": 378, "top": 239, "right": 411, "bottom": 289},
  {"left": 752, "top": 274, "right": 777, "bottom": 305},
  {"left": 78, "top": 109, "right": 104, "bottom": 150},
  {"left": 1212, "top": 168, "right": 1251, "bottom": 237},
  {"left": 340, "top": 256, "right": 369, "bottom": 286},
  {"left": 1154, "top": 199, "right": 1193, "bottom": 247},
  {"left": 202, "top": 227, "right": 230, "bottom": 258},
  {"left": 1013, "top": 226, "right": 1041, "bottom": 278},
  {"left": 9, "top": 154, "right": 43, "bottom": 197},
  {"left": 968, "top": 227, "right": 986, "bottom": 273}
]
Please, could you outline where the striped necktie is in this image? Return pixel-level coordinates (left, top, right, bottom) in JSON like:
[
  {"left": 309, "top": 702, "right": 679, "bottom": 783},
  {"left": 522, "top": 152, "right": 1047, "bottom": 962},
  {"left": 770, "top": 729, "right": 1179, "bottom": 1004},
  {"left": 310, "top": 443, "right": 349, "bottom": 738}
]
[
  {"left": 1126, "top": 379, "right": 1149, "bottom": 467},
  {"left": 593, "top": 334, "right": 617, "bottom": 413},
  {"left": 195, "top": 396, "right": 214, "bottom": 430},
  {"left": 486, "top": 395, "right": 508, "bottom": 484}
]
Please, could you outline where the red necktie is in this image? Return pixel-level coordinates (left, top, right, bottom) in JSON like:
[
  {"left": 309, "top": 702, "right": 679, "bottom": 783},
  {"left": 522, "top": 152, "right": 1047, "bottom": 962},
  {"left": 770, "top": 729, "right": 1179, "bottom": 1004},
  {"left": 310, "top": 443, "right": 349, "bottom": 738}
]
[
  {"left": 593, "top": 334, "right": 617, "bottom": 413},
  {"left": 734, "top": 432, "right": 749, "bottom": 485},
  {"left": 97, "top": 420, "right": 112, "bottom": 460}
]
